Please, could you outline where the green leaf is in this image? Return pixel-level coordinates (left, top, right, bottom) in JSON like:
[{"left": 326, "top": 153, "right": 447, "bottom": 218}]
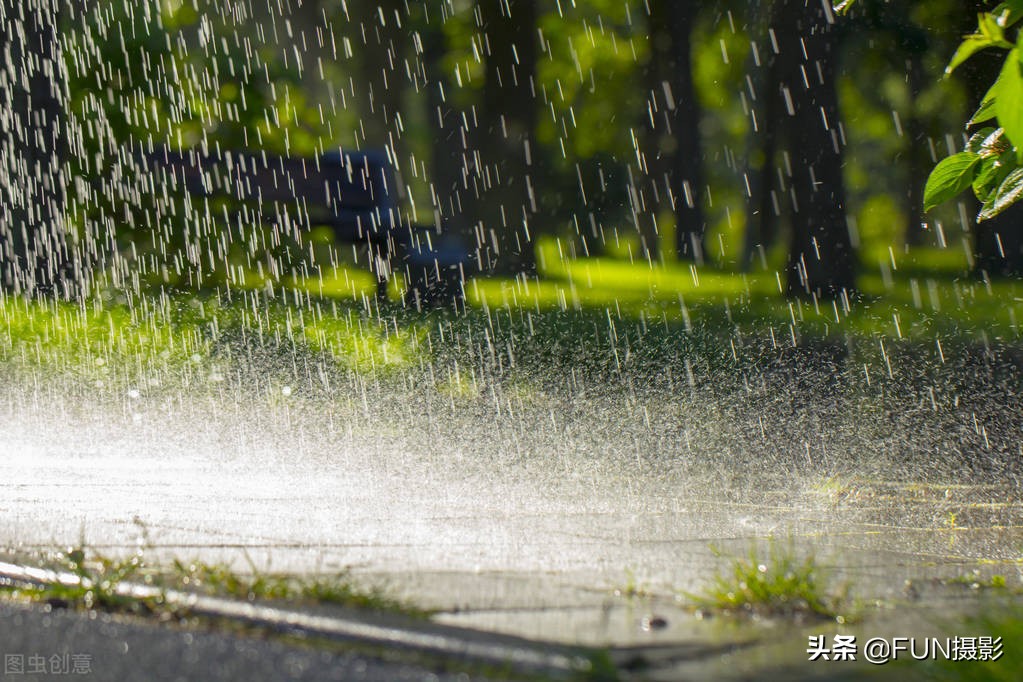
[
  {"left": 965, "top": 127, "right": 998, "bottom": 154},
  {"left": 970, "top": 92, "right": 998, "bottom": 125},
  {"left": 973, "top": 157, "right": 999, "bottom": 201},
  {"left": 972, "top": 151, "right": 1013, "bottom": 201},
  {"left": 924, "top": 152, "right": 982, "bottom": 212},
  {"left": 947, "top": 34, "right": 1003, "bottom": 75},
  {"left": 994, "top": 1, "right": 1023, "bottom": 27},
  {"left": 981, "top": 128, "right": 1010, "bottom": 157},
  {"left": 978, "top": 12, "right": 1013, "bottom": 46},
  {"left": 978, "top": 166, "right": 1023, "bottom": 220},
  {"left": 994, "top": 49, "right": 1023, "bottom": 150},
  {"left": 833, "top": 0, "right": 856, "bottom": 13}
]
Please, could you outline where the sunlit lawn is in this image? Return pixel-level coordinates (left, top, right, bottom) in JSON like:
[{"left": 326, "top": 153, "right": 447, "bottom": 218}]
[
  {"left": 249, "top": 236, "right": 1023, "bottom": 377},
  {"left": 465, "top": 238, "right": 1023, "bottom": 342},
  {"left": 2, "top": 236, "right": 1021, "bottom": 384},
  {"left": 210, "top": 234, "right": 1023, "bottom": 345}
]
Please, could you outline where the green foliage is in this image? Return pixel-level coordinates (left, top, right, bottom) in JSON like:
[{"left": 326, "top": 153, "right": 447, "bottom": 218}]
[
  {"left": 924, "top": 152, "right": 982, "bottom": 211},
  {"left": 914, "top": 2, "right": 1023, "bottom": 219},
  {"left": 993, "top": 47, "right": 1023, "bottom": 154},
  {"left": 64, "top": 0, "right": 334, "bottom": 291},
  {"left": 839, "top": 0, "right": 1023, "bottom": 220},
  {"left": 689, "top": 542, "right": 847, "bottom": 620},
  {"left": 980, "top": 166, "right": 1023, "bottom": 219},
  {"left": 946, "top": 12, "right": 1016, "bottom": 74},
  {"left": 0, "top": 545, "right": 424, "bottom": 617},
  {"left": 51, "top": 0, "right": 995, "bottom": 292},
  {"left": 535, "top": 0, "right": 645, "bottom": 162},
  {"left": 170, "top": 558, "right": 426, "bottom": 615},
  {"left": 0, "top": 547, "right": 159, "bottom": 614},
  {"left": 530, "top": 2, "right": 646, "bottom": 229},
  {"left": 946, "top": 571, "right": 1012, "bottom": 591}
]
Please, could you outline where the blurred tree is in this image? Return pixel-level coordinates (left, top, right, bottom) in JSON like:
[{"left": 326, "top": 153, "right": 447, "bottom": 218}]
[
  {"left": 876, "top": 5, "right": 931, "bottom": 247},
  {"left": 347, "top": 0, "right": 409, "bottom": 154},
  {"left": 763, "top": 0, "right": 856, "bottom": 297},
  {"left": 530, "top": 1, "right": 644, "bottom": 261},
  {"left": 0, "top": 0, "right": 69, "bottom": 296},
  {"left": 63, "top": 0, "right": 332, "bottom": 291},
  {"left": 475, "top": 0, "right": 538, "bottom": 277},
  {"left": 419, "top": 3, "right": 473, "bottom": 244},
  {"left": 642, "top": 0, "right": 704, "bottom": 263}
]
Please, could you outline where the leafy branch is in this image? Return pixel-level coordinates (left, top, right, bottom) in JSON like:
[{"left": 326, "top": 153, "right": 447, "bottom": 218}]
[{"left": 839, "top": 1, "right": 1023, "bottom": 220}]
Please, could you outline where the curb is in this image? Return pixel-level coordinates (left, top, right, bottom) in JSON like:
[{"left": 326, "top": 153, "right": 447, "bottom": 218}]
[{"left": 0, "top": 560, "right": 593, "bottom": 678}]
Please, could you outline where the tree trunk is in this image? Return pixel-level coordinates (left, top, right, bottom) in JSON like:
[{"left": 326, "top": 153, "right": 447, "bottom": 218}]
[
  {"left": 350, "top": 0, "right": 409, "bottom": 153},
  {"left": 475, "top": 0, "right": 537, "bottom": 278},
  {"left": 422, "top": 8, "right": 472, "bottom": 245},
  {"left": 0, "top": 0, "right": 68, "bottom": 297},
  {"left": 903, "top": 51, "right": 928, "bottom": 247},
  {"left": 769, "top": 0, "right": 856, "bottom": 298},
  {"left": 644, "top": 0, "right": 704, "bottom": 263},
  {"left": 741, "top": 2, "right": 781, "bottom": 271}
]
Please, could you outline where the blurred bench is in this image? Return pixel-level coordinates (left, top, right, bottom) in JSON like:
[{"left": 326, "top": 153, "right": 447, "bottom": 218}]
[{"left": 145, "top": 146, "right": 470, "bottom": 308}]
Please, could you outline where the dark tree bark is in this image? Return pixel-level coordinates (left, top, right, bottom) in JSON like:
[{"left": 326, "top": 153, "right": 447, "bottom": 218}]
[
  {"left": 349, "top": 0, "right": 409, "bottom": 152},
  {"left": 973, "top": 204, "right": 1023, "bottom": 277},
  {"left": 902, "top": 49, "right": 928, "bottom": 247},
  {"left": 767, "top": 0, "right": 856, "bottom": 298},
  {"left": 741, "top": 2, "right": 781, "bottom": 270},
  {"left": 0, "top": 0, "right": 69, "bottom": 296},
  {"left": 474, "top": 0, "right": 537, "bottom": 277},
  {"left": 643, "top": 0, "right": 704, "bottom": 263},
  {"left": 421, "top": 6, "right": 471, "bottom": 244}
]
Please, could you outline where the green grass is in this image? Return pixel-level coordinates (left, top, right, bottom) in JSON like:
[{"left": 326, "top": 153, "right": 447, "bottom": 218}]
[
  {"left": 945, "top": 572, "right": 1014, "bottom": 592},
  {"left": 0, "top": 546, "right": 425, "bottom": 617},
  {"left": 0, "top": 547, "right": 162, "bottom": 614},
  {"left": 514, "top": 237, "right": 1023, "bottom": 341},
  {"left": 168, "top": 558, "right": 427, "bottom": 615},
  {"left": 688, "top": 542, "right": 849, "bottom": 621},
  {"left": 0, "top": 290, "right": 425, "bottom": 387},
  {"left": 219, "top": 233, "right": 1023, "bottom": 344},
  {"left": 2, "top": 235, "right": 1020, "bottom": 396},
  {"left": 612, "top": 568, "right": 653, "bottom": 600},
  {"left": 0, "top": 295, "right": 212, "bottom": 383}
]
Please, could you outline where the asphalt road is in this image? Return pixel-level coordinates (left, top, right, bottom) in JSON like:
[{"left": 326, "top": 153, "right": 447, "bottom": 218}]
[{"left": 0, "top": 601, "right": 507, "bottom": 682}]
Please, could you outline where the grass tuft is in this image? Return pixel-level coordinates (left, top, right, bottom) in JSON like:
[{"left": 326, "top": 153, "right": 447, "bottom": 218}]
[
  {"left": 169, "top": 558, "right": 428, "bottom": 616},
  {"left": 689, "top": 541, "right": 847, "bottom": 620},
  {"left": 0, "top": 545, "right": 425, "bottom": 618},
  {"left": 0, "top": 547, "right": 159, "bottom": 614}
]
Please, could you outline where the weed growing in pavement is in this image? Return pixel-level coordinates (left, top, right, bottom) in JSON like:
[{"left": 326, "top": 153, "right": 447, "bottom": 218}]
[
  {"left": 944, "top": 571, "right": 1017, "bottom": 592},
  {"left": 0, "top": 547, "right": 159, "bottom": 614},
  {"left": 169, "top": 557, "right": 429, "bottom": 616},
  {"left": 0, "top": 545, "right": 425, "bottom": 617},
  {"left": 688, "top": 541, "right": 849, "bottom": 621}
]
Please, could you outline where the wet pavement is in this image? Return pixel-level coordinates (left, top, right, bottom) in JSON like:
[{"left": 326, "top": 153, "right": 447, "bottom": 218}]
[
  {"left": 2, "top": 391, "right": 1023, "bottom": 680},
  {"left": 2, "top": 342, "right": 1022, "bottom": 679}
]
